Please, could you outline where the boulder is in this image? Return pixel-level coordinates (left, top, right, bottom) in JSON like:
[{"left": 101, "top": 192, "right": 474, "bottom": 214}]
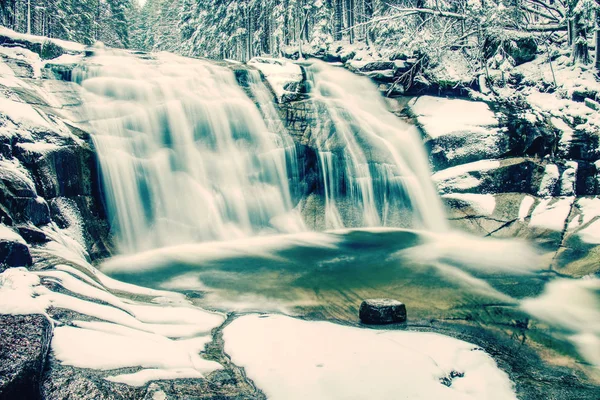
[
  {"left": 0, "top": 240, "right": 32, "bottom": 271},
  {"left": 359, "top": 299, "right": 407, "bottom": 324},
  {"left": 484, "top": 30, "right": 538, "bottom": 66},
  {"left": 0, "top": 314, "right": 53, "bottom": 400}
]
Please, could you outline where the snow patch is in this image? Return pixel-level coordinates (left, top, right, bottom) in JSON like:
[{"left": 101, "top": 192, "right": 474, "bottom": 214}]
[
  {"left": 248, "top": 57, "right": 302, "bottom": 102},
  {"left": 410, "top": 96, "right": 499, "bottom": 139},
  {"left": 529, "top": 197, "right": 574, "bottom": 231},
  {"left": 224, "top": 314, "right": 517, "bottom": 400},
  {"left": 537, "top": 164, "right": 559, "bottom": 197}
]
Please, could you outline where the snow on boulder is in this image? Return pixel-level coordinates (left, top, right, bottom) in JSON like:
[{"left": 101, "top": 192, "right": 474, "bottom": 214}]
[
  {"left": 223, "top": 314, "right": 517, "bottom": 400},
  {"left": 529, "top": 197, "right": 574, "bottom": 232},
  {"left": 248, "top": 57, "right": 303, "bottom": 103},
  {"left": 409, "top": 96, "right": 509, "bottom": 169}
]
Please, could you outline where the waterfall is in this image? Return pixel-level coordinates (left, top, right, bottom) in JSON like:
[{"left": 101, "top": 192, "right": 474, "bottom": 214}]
[
  {"left": 74, "top": 51, "right": 304, "bottom": 254},
  {"left": 74, "top": 51, "right": 446, "bottom": 254},
  {"left": 305, "top": 60, "right": 448, "bottom": 232}
]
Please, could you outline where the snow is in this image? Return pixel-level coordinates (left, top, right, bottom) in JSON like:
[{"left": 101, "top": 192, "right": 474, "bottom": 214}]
[
  {"left": 529, "top": 197, "right": 574, "bottom": 231},
  {"left": 0, "top": 45, "right": 43, "bottom": 78},
  {"left": 560, "top": 162, "right": 577, "bottom": 196},
  {"left": 0, "top": 26, "right": 85, "bottom": 53},
  {"left": 0, "top": 261, "right": 225, "bottom": 386},
  {"left": 521, "top": 276, "right": 600, "bottom": 367},
  {"left": 410, "top": 96, "right": 499, "bottom": 139},
  {"left": 0, "top": 96, "right": 52, "bottom": 129},
  {"left": 224, "top": 314, "right": 517, "bottom": 400},
  {"left": 442, "top": 193, "right": 496, "bottom": 216},
  {"left": 432, "top": 159, "right": 500, "bottom": 192},
  {"left": 0, "top": 224, "right": 26, "bottom": 243},
  {"left": 248, "top": 57, "right": 302, "bottom": 102},
  {"left": 52, "top": 323, "right": 221, "bottom": 379},
  {"left": 571, "top": 198, "right": 600, "bottom": 244},
  {"left": 537, "top": 164, "right": 559, "bottom": 197},
  {"left": 518, "top": 196, "right": 535, "bottom": 221}
]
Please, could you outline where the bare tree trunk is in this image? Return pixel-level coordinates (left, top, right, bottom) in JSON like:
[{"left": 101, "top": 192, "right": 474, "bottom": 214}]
[
  {"left": 596, "top": 8, "right": 600, "bottom": 71},
  {"left": 347, "top": 0, "right": 354, "bottom": 43},
  {"left": 334, "top": 0, "right": 343, "bottom": 40},
  {"left": 572, "top": 9, "right": 590, "bottom": 64}
]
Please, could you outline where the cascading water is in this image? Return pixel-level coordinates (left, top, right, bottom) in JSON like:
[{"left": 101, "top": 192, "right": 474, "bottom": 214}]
[
  {"left": 74, "top": 51, "right": 447, "bottom": 254},
  {"left": 73, "top": 51, "right": 304, "bottom": 254},
  {"left": 304, "top": 60, "right": 448, "bottom": 231}
]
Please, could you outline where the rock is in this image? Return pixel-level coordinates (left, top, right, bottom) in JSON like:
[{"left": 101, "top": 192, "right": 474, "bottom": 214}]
[
  {"left": 0, "top": 240, "right": 32, "bottom": 271},
  {"left": 584, "top": 98, "right": 600, "bottom": 112},
  {"left": 0, "top": 33, "right": 65, "bottom": 60},
  {"left": 0, "top": 314, "right": 53, "bottom": 400},
  {"left": 359, "top": 299, "right": 407, "bottom": 324},
  {"left": 16, "top": 226, "right": 50, "bottom": 245},
  {"left": 484, "top": 30, "right": 538, "bottom": 66}
]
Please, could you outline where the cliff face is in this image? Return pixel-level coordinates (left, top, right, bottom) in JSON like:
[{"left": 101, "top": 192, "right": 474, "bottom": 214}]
[{"left": 0, "top": 32, "right": 111, "bottom": 266}]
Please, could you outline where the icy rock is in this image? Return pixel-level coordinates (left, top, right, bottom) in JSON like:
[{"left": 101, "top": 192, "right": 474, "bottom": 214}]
[
  {"left": 0, "top": 314, "right": 52, "bottom": 399},
  {"left": 359, "top": 298, "right": 407, "bottom": 324}
]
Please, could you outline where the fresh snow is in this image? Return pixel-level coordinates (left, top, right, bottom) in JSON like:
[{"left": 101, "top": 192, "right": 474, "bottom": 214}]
[
  {"left": 0, "top": 26, "right": 85, "bottom": 53},
  {"left": 0, "top": 264, "right": 225, "bottom": 386},
  {"left": 248, "top": 57, "right": 302, "bottom": 102},
  {"left": 410, "top": 96, "right": 499, "bottom": 139},
  {"left": 432, "top": 159, "right": 500, "bottom": 192},
  {"left": 537, "top": 164, "right": 559, "bottom": 197},
  {"left": 223, "top": 314, "right": 517, "bottom": 400},
  {"left": 518, "top": 196, "right": 535, "bottom": 221},
  {"left": 529, "top": 197, "right": 574, "bottom": 231},
  {"left": 0, "top": 96, "right": 52, "bottom": 129}
]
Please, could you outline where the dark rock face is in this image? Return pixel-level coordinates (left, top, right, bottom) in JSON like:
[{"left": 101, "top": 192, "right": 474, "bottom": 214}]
[
  {"left": 359, "top": 299, "right": 407, "bottom": 325},
  {"left": 0, "top": 240, "right": 32, "bottom": 271},
  {"left": 0, "top": 314, "right": 52, "bottom": 400}
]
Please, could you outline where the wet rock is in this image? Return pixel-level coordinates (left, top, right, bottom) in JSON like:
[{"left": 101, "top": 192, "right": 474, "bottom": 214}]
[
  {"left": 16, "top": 226, "right": 50, "bottom": 245},
  {"left": 359, "top": 299, "right": 407, "bottom": 324},
  {"left": 0, "top": 240, "right": 32, "bottom": 271},
  {"left": 0, "top": 314, "right": 53, "bottom": 400}
]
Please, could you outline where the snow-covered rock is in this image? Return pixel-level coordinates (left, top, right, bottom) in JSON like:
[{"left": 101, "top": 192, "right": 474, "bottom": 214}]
[
  {"left": 248, "top": 57, "right": 303, "bottom": 103},
  {"left": 410, "top": 96, "right": 509, "bottom": 169},
  {"left": 223, "top": 314, "right": 517, "bottom": 400}
]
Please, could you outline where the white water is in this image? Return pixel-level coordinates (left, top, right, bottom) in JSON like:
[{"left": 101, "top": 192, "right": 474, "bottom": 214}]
[
  {"left": 305, "top": 61, "right": 448, "bottom": 231},
  {"left": 74, "top": 51, "right": 304, "bottom": 253},
  {"left": 74, "top": 52, "right": 446, "bottom": 253}
]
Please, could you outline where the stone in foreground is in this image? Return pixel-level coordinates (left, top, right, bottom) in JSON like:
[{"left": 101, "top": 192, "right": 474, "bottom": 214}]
[
  {"left": 0, "top": 314, "right": 52, "bottom": 400},
  {"left": 359, "top": 299, "right": 407, "bottom": 325}
]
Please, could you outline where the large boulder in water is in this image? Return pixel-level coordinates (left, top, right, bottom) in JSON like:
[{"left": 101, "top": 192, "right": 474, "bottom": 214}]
[
  {"left": 0, "top": 314, "right": 53, "bottom": 400},
  {"left": 359, "top": 299, "right": 407, "bottom": 324}
]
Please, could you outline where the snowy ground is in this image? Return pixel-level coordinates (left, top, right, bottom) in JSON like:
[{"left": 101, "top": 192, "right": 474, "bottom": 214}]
[{"left": 224, "top": 314, "right": 517, "bottom": 400}]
